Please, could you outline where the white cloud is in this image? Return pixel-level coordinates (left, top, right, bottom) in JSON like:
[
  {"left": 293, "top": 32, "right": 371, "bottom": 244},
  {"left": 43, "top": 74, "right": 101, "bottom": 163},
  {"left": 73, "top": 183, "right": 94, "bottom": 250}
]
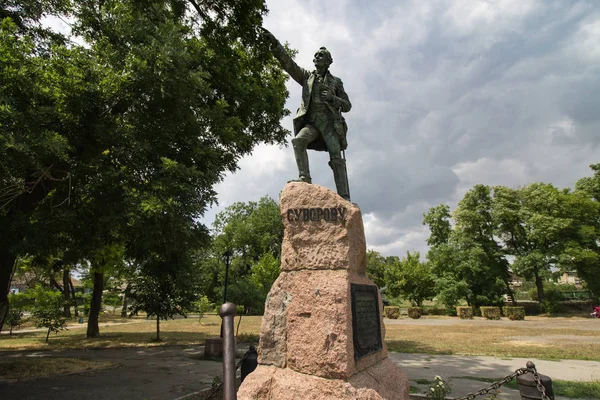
[{"left": 205, "top": 0, "right": 600, "bottom": 258}]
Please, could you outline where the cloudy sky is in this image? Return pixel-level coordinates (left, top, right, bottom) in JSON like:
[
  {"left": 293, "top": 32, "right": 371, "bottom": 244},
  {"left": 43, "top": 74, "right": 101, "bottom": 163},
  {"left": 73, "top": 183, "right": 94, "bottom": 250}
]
[{"left": 203, "top": 0, "right": 600, "bottom": 258}]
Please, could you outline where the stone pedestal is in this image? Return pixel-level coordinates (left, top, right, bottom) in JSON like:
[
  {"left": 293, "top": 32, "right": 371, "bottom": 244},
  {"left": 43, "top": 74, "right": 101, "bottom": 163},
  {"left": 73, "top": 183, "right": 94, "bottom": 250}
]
[{"left": 237, "top": 182, "right": 409, "bottom": 400}]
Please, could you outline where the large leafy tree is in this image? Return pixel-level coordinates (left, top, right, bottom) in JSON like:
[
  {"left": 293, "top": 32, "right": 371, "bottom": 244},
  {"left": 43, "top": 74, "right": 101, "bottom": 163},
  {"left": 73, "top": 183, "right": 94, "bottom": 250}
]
[
  {"left": 575, "top": 163, "right": 600, "bottom": 201},
  {"left": 365, "top": 250, "right": 388, "bottom": 289},
  {"left": 384, "top": 251, "right": 435, "bottom": 307},
  {"left": 0, "top": 0, "right": 290, "bottom": 332},
  {"left": 424, "top": 195, "right": 508, "bottom": 309},
  {"left": 454, "top": 185, "right": 512, "bottom": 302},
  {"left": 573, "top": 164, "right": 600, "bottom": 297},
  {"left": 424, "top": 180, "right": 600, "bottom": 308},
  {"left": 128, "top": 256, "right": 200, "bottom": 341},
  {"left": 494, "top": 183, "right": 600, "bottom": 301},
  {"left": 201, "top": 196, "right": 282, "bottom": 310}
]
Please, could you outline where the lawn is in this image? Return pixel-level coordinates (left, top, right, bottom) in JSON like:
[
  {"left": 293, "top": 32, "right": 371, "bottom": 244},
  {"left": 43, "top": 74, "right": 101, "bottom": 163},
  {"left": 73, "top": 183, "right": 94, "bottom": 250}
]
[
  {"left": 2, "top": 314, "right": 600, "bottom": 363},
  {"left": 384, "top": 320, "right": 600, "bottom": 361},
  {"left": 0, "top": 313, "right": 260, "bottom": 350}
]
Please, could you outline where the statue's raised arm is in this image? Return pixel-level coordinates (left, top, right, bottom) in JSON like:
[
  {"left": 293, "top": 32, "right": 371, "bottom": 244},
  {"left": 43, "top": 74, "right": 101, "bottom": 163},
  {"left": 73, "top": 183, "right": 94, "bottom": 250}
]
[
  {"left": 262, "top": 29, "right": 305, "bottom": 86},
  {"left": 262, "top": 28, "right": 352, "bottom": 201}
]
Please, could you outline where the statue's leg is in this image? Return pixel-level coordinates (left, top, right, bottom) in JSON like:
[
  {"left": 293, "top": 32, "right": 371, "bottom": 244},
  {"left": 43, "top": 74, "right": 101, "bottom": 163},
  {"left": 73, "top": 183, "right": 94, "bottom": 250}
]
[
  {"left": 292, "top": 126, "right": 318, "bottom": 183},
  {"left": 318, "top": 119, "right": 351, "bottom": 201}
]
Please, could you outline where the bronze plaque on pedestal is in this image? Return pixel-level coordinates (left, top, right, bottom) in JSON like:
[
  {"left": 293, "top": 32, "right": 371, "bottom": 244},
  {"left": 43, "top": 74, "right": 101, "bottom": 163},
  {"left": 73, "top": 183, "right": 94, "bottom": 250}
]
[{"left": 351, "top": 284, "right": 382, "bottom": 360}]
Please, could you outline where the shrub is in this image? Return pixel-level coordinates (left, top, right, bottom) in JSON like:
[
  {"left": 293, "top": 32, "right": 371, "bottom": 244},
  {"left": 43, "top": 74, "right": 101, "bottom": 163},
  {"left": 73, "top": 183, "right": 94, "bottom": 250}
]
[
  {"left": 456, "top": 306, "right": 473, "bottom": 319},
  {"left": 384, "top": 306, "right": 400, "bottom": 319},
  {"left": 194, "top": 296, "right": 214, "bottom": 324},
  {"left": 6, "top": 293, "right": 30, "bottom": 334},
  {"left": 480, "top": 306, "right": 501, "bottom": 320},
  {"left": 425, "top": 375, "right": 452, "bottom": 400},
  {"left": 503, "top": 306, "right": 525, "bottom": 320},
  {"left": 30, "top": 286, "right": 68, "bottom": 342},
  {"left": 407, "top": 307, "right": 422, "bottom": 319},
  {"left": 6, "top": 308, "right": 25, "bottom": 334}
]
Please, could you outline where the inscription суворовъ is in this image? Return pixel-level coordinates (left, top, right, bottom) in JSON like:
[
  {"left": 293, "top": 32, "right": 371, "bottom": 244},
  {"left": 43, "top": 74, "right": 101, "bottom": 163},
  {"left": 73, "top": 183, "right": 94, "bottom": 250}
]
[{"left": 286, "top": 207, "right": 347, "bottom": 222}]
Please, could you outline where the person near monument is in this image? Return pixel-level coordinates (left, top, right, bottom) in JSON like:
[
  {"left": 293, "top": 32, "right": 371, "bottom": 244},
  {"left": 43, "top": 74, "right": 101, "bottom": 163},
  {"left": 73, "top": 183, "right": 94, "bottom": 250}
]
[{"left": 262, "top": 29, "right": 352, "bottom": 201}]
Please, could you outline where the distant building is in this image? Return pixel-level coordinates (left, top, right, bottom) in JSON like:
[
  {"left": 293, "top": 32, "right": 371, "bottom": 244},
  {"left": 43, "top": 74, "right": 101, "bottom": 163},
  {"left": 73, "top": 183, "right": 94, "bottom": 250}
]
[{"left": 559, "top": 271, "right": 582, "bottom": 288}]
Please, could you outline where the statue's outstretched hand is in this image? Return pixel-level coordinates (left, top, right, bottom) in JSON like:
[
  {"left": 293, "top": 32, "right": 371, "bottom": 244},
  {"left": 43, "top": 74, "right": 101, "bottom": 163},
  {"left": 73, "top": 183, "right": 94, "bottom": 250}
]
[{"left": 260, "top": 28, "right": 278, "bottom": 48}]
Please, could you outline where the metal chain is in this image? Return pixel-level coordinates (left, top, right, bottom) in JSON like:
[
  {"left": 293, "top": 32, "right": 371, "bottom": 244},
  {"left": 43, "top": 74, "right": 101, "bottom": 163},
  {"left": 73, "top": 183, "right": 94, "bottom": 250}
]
[
  {"left": 532, "top": 369, "right": 551, "bottom": 400},
  {"left": 453, "top": 367, "right": 531, "bottom": 400}
]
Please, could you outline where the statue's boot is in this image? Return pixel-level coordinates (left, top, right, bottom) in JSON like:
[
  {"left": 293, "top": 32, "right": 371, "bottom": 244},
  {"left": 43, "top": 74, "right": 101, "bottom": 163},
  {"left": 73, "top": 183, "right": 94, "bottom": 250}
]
[
  {"left": 292, "top": 139, "right": 312, "bottom": 183},
  {"left": 329, "top": 158, "right": 351, "bottom": 201}
]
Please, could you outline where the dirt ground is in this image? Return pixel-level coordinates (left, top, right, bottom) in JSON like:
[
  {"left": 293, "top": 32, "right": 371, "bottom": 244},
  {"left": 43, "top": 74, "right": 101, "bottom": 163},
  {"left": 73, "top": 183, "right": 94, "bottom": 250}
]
[
  {"left": 1, "top": 317, "right": 599, "bottom": 400},
  {"left": 0, "top": 345, "right": 224, "bottom": 400}
]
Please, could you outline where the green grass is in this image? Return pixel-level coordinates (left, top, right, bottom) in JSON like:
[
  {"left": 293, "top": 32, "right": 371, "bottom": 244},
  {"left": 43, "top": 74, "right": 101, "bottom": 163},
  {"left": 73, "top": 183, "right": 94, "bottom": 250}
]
[
  {"left": 453, "top": 376, "right": 600, "bottom": 399},
  {"left": 3, "top": 314, "right": 600, "bottom": 363},
  {"left": 414, "top": 378, "right": 434, "bottom": 385},
  {"left": 384, "top": 317, "right": 600, "bottom": 361},
  {"left": 0, "top": 314, "right": 261, "bottom": 350}
]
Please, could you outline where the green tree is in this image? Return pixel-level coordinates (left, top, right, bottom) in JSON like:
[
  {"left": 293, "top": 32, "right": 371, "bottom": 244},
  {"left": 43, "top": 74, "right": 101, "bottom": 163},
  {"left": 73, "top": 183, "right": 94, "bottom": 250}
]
[
  {"left": 194, "top": 295, "right": 214, "bottom": 324},
  {"left": 30, "top": 285, "right": 67, "bottom": 343},
  {"left": 575, "top": 163, "right": 600, "bottom": 201},
  {"left": 423, "top": 195, "right": 507, "bottom": 308},
  {"left": 573, "top": 164, "right": 600, "bottom": 298},
  {"left": 128, "top": 259, "right": 200, "bottom": 341},
  {"left": 6, "top": 292, "right": 29, "bottom": 335},
  {"left": 206, "top": 196, "right": 283, "bottom": 307},
  {"left": 454, "top": 185, "right": 512, "bottom": 304},
  {"left": 212, "top": 196, "right": 283, "bottom": 265},
  {"left": 366, "top": 250, "right": 387, "bottom": 289},
  {"left": 385, "top": 251, "right": 435, "bottom": 307},
  {"left": 1, "top": 0, "right": 290, "bottom": 332},
  {"left": 493, "top": 183, "right": 599, "bottom": 302}
]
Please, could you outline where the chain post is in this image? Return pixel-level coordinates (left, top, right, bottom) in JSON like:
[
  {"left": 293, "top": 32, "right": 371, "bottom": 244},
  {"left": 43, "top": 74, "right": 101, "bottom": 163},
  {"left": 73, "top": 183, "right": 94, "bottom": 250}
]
[
  {"left": 453, "top": 367, "right": 530, "bottom": 400},
  {"left": 530, "top": 364, "right": 552, "bottom": 400},
  {"left": 452, "top": 361, "right": 553, "bottom": 400}
]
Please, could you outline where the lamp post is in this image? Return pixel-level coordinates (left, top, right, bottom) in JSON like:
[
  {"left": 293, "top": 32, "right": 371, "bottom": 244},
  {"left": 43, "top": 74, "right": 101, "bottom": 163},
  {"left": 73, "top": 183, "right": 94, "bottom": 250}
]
[
  {"left": 220, "top": 249, "right": 233, "bottom": 339},
  {"left": 223, "top": 249, "right": 232, "bottom": 304}
]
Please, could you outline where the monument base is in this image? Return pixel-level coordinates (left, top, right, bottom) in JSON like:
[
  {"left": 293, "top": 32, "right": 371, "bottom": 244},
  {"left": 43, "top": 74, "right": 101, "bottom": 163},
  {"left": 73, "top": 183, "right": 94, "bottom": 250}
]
[
  {"left": 237, "top": 182, "right": 409, "bottom": 399},
  {"left": 238, "top": 358, "right": 408, "bottom": 400}
]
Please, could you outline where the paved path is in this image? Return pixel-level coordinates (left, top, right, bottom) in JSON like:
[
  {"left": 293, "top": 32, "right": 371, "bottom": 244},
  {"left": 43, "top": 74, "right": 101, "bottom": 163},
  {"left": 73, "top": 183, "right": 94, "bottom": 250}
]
[
  {"left": 392, "top": 353, "right": 600, "bottom": 400},
  {"left": 1, "top": 346, "right": 599, "bottom": 400}
]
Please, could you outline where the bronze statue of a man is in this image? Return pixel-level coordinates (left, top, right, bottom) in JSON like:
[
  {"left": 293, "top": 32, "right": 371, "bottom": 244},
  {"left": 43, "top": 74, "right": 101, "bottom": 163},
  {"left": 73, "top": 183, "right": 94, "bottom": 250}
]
[{"left": 263, "top": 30, "right": 352, "bottom": 201}]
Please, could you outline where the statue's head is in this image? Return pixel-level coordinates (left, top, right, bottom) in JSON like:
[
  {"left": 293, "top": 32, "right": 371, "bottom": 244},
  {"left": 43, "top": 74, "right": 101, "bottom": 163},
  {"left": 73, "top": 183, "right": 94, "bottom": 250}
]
[{"left": 313, "top": 47, "right": 333, "bottom": 69}]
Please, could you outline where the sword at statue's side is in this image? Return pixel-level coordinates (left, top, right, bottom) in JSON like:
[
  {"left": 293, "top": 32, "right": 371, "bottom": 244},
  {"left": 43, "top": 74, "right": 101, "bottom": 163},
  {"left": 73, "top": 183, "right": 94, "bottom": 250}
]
[{"left": 342, "top": 149, "right": 351, "bottom": 201}]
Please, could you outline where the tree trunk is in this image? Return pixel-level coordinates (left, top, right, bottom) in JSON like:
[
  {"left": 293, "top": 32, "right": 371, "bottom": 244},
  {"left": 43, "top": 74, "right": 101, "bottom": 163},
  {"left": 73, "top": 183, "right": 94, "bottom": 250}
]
[
  {"left": 50, "top": 275, "right": 63, "bottom": 293},
  {"left": 156, "top": 316, "right": 160, "bottom": 341},
  {"left": 86, "top": 272, "right": 104, "bottom": 338},
  {"left": 69, "top": 278, "right": 78, "bottom": 317},
  {"left": 535, "top": 271, "right": 544, "bottom": 303},
  {"left": 121, "top": 283, "right": 131, "bottom": 318},
  {"left": 0, "top": 250, "right": 17, "bottom": 333},
  {"left": 236, "top": 310, "right": 243, "bottom": 337},
  {"left": 63, "top": 269, "right": 72, "bottom": 318},
  {"left": 46, "top": 327, "right": 51, "bottom": 343}
]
